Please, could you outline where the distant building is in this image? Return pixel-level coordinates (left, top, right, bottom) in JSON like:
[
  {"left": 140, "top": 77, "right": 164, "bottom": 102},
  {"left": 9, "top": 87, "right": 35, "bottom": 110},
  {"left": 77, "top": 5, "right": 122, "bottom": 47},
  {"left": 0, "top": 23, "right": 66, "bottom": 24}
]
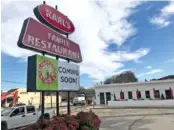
[
  {"left": 94, "top": 79, "right": 174, "bottom": 105},
  {"left": 1, "top": 88, "right": 62, "bottom": 108}
]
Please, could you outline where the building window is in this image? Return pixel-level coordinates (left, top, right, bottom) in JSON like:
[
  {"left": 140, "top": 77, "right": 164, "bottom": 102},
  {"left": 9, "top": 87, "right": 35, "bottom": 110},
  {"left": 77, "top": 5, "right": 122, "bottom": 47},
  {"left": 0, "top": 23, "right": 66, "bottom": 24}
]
[
  {"left": 139, "top": 91, "right": 142, "bottom": 98},
  {"left": 145, "top": 91, "right": 150, "bottom": 98},
  {"left": 106, "top": 92, "right": 111, "bottom": 104},
  {"left": 128, "top": 91, "right": 133, "bottom": 99},
  {"left": 99, "top": 93, "right": 105, "bottom": 105}
]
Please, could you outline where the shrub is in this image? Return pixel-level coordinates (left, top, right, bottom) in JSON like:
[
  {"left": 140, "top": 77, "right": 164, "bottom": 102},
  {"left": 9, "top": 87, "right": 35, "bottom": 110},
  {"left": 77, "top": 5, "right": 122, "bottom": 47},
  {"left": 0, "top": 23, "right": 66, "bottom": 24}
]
[
  {"left": 39, "top": 113, "right": 50, "bottom": 120},
  {"left": 77, "top": 110, "right": 101, "bottom": 130},
  {"left": 22, "top": 111, "right": 101, "bottom": 130}
]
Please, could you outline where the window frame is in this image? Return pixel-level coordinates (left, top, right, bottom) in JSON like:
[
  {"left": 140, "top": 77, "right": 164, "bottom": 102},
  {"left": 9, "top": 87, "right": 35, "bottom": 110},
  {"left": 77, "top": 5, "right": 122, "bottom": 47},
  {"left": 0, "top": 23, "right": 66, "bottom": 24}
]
[
  {"left": 128, "top": 91, "right": 133, "bottom": 99},
  {"left": 26, "top": 106, "right": 35, "bottom": 113},
  {"left": 145, "top": 90, "right": 150, "bottom": 98},
  {"left": 10, "top": 107, "right": 25, "bottom": 117}
]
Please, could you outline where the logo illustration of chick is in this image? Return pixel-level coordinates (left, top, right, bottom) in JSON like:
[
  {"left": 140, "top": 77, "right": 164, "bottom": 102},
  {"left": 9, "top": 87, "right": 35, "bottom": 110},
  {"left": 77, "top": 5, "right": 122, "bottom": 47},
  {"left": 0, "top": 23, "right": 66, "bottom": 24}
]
[{"left": 45, "top": 64, "right": 54, "bottom": 80}]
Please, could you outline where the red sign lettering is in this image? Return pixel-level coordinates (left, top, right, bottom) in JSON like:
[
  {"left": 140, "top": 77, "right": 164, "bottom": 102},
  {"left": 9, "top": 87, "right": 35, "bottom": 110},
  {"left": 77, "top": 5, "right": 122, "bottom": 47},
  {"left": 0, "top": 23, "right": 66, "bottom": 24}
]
[{"left": 34, "top": 4, "right": 75, "bottom": 34}]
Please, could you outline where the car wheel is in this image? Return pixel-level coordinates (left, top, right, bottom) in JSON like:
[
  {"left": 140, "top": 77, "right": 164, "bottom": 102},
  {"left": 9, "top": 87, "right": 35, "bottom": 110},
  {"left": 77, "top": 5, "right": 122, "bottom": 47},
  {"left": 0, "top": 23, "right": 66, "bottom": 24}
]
[{"left": 1, "top": 121, "right": 8, "bottom": 130}]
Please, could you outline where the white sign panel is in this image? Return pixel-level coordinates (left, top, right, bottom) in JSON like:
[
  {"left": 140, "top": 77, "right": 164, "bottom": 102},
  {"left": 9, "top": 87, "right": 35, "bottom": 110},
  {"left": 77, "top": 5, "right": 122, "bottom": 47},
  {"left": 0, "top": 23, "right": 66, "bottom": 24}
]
[{"left": 58, "top": 62, "right": 80, "bottom": 91}]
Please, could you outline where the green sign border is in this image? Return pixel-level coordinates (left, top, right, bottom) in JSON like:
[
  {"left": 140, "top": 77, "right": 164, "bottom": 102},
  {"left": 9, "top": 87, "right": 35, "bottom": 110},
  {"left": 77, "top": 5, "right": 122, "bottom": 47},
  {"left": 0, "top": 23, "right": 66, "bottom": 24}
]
[{"left": 36, "top": 55, "right": 58, "bottom": 91}]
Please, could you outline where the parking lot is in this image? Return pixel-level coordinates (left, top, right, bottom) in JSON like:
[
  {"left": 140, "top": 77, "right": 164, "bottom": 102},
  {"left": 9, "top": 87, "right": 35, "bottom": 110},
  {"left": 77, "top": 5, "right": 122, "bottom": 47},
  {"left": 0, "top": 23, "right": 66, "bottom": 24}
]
[
  {"left": 66, "top": 107, "right": 174, "bottom": 130},
  {"left": 100, "top": 114, "right": 174, "bottom": 130}
]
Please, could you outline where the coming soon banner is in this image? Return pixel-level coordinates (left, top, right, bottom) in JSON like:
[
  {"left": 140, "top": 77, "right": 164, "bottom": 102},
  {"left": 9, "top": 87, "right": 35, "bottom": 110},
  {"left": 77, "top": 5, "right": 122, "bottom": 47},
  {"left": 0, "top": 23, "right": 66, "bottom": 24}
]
[
  {"left": 58, "top": 62, "right": 80, "bottom": 91},
  {"left": 27, "top": 55, "right": 80, "bottom": 91}
]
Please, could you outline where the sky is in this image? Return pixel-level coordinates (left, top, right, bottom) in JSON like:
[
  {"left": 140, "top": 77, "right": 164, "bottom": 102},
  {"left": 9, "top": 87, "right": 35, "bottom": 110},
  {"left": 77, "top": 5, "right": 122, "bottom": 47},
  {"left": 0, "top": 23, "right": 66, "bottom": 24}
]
[{"left": 1, "top": 0, "right": 174, "bottom": 91}]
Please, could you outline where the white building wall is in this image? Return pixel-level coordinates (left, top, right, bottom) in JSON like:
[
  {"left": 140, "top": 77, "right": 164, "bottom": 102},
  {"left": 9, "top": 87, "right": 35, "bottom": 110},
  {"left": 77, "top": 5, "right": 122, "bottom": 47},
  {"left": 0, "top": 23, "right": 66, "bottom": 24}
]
[
  {"left": 108, "top": 100, "right": 174, "bottom": 107},
  {"left": 95, "top": 80, "right": 174, "bottom": 105}
]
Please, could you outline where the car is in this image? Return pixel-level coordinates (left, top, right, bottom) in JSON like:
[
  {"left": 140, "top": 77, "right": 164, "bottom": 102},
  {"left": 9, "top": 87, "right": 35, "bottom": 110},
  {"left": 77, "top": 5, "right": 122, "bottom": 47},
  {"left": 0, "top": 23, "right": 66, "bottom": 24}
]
[{"left": 73, "top": 93, "right": 86, "bottom": 106}]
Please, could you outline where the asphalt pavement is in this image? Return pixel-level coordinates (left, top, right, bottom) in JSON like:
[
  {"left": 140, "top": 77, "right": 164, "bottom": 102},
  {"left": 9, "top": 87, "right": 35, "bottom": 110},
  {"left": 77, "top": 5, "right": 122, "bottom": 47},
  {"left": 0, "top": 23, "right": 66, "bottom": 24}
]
[{"left": 100, "top": 114, "right": 174, "bottom": 130}]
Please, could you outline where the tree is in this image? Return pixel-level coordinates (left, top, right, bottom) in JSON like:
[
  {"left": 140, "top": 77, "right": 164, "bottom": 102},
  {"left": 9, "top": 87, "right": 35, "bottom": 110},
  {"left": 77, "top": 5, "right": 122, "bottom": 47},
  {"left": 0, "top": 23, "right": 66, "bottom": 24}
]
[
  {"left": 104, "top": 71, "right": 138, "bottom": 84},
  {"left": 104, "top": 78, "right": 112, "bottom": 84},
  {"left": 151, "top": 79, "right": 157, "bottom": 81}
]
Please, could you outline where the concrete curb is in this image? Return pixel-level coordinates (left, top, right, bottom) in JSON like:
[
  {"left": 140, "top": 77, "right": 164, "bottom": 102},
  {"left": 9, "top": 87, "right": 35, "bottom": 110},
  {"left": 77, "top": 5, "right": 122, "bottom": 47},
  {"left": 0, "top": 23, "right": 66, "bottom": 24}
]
[
  {"left": 99, "top": 112, "right": 174, "bottom": 118},
  {"left": 90, "top": 108, "right": 174, "bottom": 117},
  {"left": 91, "top": 106, "right": 174, "bottom": 109}
]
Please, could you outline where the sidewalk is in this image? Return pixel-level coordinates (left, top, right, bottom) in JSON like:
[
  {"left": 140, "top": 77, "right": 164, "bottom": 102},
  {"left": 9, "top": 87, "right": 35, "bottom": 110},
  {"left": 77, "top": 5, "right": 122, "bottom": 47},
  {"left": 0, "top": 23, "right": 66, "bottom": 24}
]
[{"left": 90, "top": 108, "right": 174, "bottom": 117}]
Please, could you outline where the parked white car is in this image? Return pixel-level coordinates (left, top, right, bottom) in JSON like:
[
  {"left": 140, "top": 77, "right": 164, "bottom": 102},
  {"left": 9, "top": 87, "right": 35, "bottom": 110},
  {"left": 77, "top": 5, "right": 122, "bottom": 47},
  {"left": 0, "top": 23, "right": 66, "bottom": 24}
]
[{"left": 1, "top": 105, "right": 55, "bottom": 130}]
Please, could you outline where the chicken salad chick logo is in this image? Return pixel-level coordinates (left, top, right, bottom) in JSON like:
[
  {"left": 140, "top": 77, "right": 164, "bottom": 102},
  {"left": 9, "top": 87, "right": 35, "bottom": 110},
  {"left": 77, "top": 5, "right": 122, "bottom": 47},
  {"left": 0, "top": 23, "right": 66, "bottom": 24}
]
[{"left": 38, "top": 60, "right": 56, "bottom": 84}]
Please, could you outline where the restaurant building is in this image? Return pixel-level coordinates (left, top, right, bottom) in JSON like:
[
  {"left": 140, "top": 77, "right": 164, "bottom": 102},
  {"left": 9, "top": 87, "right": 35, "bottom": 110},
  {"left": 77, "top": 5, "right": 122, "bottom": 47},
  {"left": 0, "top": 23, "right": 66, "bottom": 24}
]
[{"left": 94, "top": 79, "right": 174, "bottom": 105}]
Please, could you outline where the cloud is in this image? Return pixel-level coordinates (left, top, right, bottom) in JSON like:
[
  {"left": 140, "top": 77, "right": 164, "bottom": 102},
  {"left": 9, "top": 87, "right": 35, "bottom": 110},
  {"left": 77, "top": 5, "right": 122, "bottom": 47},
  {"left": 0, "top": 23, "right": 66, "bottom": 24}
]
[
  {"left": 149, "top": 1, "right": 174, "bottom": 28},
  {"left": 107, "top": 48, "right": 150, "bottom": 62},
  {"left": 1, "top": 0, "right": 149, "bottom": 82},
  {"left": 137, "top": 69, "right": 163, "bottom": 77},
  {"left": 168, "top": 57, "right": 174, "bottom": 63},
  {"left": 145, "top": 66, "right": 152, "bottom": 69}
]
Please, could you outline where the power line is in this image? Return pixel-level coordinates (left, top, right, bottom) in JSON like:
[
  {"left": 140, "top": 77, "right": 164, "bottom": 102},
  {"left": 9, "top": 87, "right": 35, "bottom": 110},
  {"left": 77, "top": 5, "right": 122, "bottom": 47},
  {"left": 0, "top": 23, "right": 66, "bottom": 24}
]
[
  {"left": 1, "top": 80, "right": 26, "bottom": 84},
  {"left": 1, "top": 80, "right": 92, "bottom": 87}
]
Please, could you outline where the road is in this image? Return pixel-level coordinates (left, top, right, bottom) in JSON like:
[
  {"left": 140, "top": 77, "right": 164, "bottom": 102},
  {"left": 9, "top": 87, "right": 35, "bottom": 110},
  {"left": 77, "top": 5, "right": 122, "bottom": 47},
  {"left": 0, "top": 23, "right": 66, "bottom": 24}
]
[{"left": 100, "top": 114, "right": 174, "bottom": 130}]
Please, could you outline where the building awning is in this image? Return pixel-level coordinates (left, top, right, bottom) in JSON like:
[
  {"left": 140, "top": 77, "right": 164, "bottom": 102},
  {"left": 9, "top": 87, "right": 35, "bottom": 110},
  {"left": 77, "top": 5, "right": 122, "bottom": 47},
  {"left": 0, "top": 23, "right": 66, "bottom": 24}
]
[
  {"left": 136, "top": 89, "right": 141, "bottom": 99},
  {"left": 120, "top": 90, "right": 124, "bottom": 100},
  {"left": 169, "top": 87, "right": 173, "bottom": 98}
]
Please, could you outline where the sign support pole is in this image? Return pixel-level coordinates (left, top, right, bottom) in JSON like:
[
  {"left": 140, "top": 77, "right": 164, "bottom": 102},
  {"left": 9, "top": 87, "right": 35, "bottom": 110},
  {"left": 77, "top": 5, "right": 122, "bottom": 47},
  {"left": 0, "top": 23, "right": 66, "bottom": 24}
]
[
  {"left": 41, "top": 2, "right": 46, "bottom": 130},
  {"left": 66, "top": 33, "right": 71, "bottom": 115},
  {"left": 56, "top": 91, "right": 59, "bottom": 116},
  {"left": 41, "top": 92, "right": 45, "bottom": 116},
  {"left": 67, "top": 91, "right": 70, "bottom": 114},
  {"left": 55, "top": 4, "right": 60, "bottom": 116},
  {"left": 56, "top": 56, "right": 59, "bottom": 116},
  {"left": 41, "top": 52, "right": 45, "bottom": 130}
]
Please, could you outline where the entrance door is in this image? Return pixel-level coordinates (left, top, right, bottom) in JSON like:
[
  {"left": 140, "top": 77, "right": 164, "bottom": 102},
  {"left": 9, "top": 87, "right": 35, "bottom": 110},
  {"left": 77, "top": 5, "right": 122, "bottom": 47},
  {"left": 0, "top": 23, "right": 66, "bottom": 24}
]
[
  {"left": 99, "top": 93, "right": 105, "bottom": 105},
  {"left": 106, "top": 92, "right": 111, "bottom": 104},
  {"left": 165, "top": 90, "right": 171, "bottom": 99},
  {"left": 128, "top": 91, "right": 133, "bottom": 99}
]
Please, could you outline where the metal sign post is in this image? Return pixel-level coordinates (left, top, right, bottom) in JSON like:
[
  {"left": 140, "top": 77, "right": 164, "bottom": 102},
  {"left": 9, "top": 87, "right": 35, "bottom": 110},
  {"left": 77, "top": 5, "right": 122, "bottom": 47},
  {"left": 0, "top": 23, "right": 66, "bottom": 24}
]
[
  {"left": 41, "top": 52, "right": 45, "bottom": 130},
  {"left": 66, "top": 33, "right": 71, "bottom": 115},
  {"left": 56, "top": 56, "right": 59, "bottom": 116},
  {"left": 41, "top": 92, "right": 45, "bottom": 117},
  {"left": 55, "top": 4, "right": 60, "bottom": 116},
  {"left": 67, "top": 91, "right": 70, "bottom": 114}
]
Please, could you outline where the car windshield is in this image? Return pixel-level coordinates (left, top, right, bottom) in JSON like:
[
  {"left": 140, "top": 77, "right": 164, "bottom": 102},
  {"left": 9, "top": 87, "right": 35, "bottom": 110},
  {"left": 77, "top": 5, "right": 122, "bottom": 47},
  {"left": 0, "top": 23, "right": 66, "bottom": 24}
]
[{"left": 1, "top": 107, "right": 15, "bottom": 116}]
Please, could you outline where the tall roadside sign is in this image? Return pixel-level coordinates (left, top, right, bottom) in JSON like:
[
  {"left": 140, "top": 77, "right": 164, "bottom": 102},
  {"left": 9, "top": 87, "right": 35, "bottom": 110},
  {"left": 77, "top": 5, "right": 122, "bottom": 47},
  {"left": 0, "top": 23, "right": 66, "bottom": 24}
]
[{"left": 17, "top": 1, "right": 82, "bottom": 118}]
